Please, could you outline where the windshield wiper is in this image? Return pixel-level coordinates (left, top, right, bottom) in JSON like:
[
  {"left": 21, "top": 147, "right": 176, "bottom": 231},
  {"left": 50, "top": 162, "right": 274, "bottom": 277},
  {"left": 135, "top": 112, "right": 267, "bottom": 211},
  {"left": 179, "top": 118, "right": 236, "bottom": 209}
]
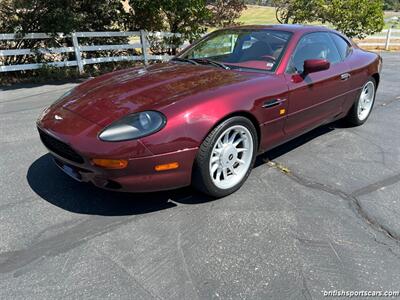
[
  {"left": 170, "top": 57, "right": 199, "bottom": 65},
  {"left": 192, "top": 58, "right": 231, "bottom": 70}
]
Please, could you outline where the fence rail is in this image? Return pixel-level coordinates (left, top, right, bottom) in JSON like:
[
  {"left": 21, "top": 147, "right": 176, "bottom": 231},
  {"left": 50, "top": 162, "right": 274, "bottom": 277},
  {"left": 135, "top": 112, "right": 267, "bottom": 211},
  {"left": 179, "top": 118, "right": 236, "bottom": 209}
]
[
  {"left": 1, "top": 28, "right": 399, "bottom": 74},
  {"left": 357, "top": 28, "right": 400, "bottom": 50},
  {"left": 0, "top": 31, "right": 188, "bottom": 73}
]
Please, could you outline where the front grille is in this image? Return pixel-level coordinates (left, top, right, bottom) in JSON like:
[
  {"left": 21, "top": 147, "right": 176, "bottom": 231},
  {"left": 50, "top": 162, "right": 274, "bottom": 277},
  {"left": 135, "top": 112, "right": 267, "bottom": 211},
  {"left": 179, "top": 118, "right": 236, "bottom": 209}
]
[{"left": 38, "top": 128, "right": 84, "bottom": 164}]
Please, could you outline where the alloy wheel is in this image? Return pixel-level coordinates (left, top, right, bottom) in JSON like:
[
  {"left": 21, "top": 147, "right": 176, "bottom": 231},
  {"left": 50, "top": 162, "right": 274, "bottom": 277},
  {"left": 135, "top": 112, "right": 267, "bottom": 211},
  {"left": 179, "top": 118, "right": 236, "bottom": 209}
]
[{"left": 209, "top": 125, "right": 254, "bottom": 189}]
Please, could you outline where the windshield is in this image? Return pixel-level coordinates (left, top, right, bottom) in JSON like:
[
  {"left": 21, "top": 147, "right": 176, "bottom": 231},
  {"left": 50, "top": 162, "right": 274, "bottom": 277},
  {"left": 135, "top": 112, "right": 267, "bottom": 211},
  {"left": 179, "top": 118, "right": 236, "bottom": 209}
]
[{"left": 178, "top": 29, "right": 292, "bottom": 72}]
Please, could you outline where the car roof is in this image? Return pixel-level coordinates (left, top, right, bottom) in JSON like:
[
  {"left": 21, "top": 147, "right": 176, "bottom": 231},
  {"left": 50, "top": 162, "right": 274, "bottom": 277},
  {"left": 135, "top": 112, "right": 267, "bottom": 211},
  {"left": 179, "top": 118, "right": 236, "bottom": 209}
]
[{"left": 222, "top": 24, "right": 333, "bottom": 34}]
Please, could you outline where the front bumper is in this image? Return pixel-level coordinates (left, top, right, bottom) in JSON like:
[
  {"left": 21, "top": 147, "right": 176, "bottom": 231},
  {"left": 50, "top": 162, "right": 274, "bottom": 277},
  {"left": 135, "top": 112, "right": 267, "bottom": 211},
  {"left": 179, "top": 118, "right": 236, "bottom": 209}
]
[
  {"left": 37, "top": 107, "right": 198, "bottom": 192},
  {"left": 50, "top": 146, "right": 198, "bottom": 192}
]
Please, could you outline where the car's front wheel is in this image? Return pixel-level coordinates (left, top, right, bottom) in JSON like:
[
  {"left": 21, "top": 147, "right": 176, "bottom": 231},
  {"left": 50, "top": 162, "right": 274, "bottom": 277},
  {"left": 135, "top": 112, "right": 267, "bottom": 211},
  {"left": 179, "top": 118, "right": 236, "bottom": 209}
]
[{"left": 192, "top": 116, "right": 258, "bottom": 198}]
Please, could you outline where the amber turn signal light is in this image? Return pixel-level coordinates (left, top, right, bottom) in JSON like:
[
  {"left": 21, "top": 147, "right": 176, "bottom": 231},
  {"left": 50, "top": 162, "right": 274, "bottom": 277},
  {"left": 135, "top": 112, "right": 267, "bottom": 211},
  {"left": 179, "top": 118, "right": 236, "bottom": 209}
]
[
  {"left": 154, "top": 162, "right": 179, "bottom": 171},
  {"left": 91, "top": 158, "right": 128, "bottom": 169}
]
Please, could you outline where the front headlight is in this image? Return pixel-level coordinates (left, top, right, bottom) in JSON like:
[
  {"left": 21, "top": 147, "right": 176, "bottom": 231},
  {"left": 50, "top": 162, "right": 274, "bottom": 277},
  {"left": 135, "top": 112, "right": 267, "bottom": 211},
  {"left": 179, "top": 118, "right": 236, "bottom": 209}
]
[{"left": 98, "top": 111, "right": 166, "bottom": 142}]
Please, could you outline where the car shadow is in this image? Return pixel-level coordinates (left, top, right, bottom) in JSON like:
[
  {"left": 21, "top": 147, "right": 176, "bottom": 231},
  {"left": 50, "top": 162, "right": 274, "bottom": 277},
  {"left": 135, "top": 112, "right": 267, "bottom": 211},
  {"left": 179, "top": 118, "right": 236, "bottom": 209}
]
[
  {"left": 27, "top": 154, "right": 215, "bottom": 216},
  {"left": 27, "top": 121, "right": 342, "bottom": 216},
  {"left": 255, "top": 121, "right": 338, "bottom": 165}
]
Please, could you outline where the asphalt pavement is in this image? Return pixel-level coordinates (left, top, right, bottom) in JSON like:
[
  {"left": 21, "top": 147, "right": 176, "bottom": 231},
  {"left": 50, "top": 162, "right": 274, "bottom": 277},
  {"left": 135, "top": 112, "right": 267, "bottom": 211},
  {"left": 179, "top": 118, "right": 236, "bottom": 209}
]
[{"left": 0, "top": 52, "right": 399, "bottom": 299}]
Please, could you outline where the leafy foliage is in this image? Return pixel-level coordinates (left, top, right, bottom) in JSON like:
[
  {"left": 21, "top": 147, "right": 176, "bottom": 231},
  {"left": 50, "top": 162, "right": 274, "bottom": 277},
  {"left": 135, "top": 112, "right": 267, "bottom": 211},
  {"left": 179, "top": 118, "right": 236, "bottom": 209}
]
[
  {"left": 122, "top": 0, "right": 246, "bottom": 37},
  {"left": 206, "top": 0, "right": 247, "bottom": 27},
  {"left": 121, "top": 0, "right": 246, "bottom": 53},
  {"left": 0, "top": 0, "right": 127, "bottom": 66},
  {"left": 273, "top": 0, "right": 385, "bottom": 38},
  {"left": 0, "top": 0, "right": 124, "bottom": 34},
  {"left": 384, "top": 0, "right": 400, "bottom": 11},
  {"left": 0, "top": 0, "right": 247, "bottom": 73},
  {"left": 273, "top": 0, "right": 324, "bottom": 24},
  {"left": 325, "top": 0, "right": 385, "bottom": 38}
]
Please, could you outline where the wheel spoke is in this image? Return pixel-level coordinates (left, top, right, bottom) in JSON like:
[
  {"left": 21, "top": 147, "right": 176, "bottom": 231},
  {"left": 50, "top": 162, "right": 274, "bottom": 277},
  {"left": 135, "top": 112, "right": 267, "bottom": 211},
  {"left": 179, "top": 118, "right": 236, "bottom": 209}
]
[
  {"left": 237, "top": 159, "right": 245, "bottom": 165},
  {"left": 210, "top": 156, "right": 219, "bottom": 163},
  {"left": 228, "top": 131, "right": 239, "bottom": 144},
  {"left": 216, "top": 169, "right": 222, "bottom": 181},
  {"left": 228, "top": 166, "right": 237, "bottom": 175},
  {"left": 236, "top": 148, "right": 248, "bottom": 153},
  {"left": 223, "top": 168, "right": 228, "bottom": 179},
  {"left": 223, "top": 132, "right": 229, "bottom": 144},
  {"left": 211, "top": 163, "right": 219, "bottom": 174},
  {"left": 233, "top": 137, "right": 245, "bottom": 147}
]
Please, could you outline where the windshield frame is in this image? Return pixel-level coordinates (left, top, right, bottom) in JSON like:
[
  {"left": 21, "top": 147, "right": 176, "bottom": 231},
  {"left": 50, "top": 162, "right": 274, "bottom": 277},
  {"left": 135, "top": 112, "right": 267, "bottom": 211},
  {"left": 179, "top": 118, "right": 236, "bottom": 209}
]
[{"left": 175, "top": 28, "right": 293, "bottom": 74}]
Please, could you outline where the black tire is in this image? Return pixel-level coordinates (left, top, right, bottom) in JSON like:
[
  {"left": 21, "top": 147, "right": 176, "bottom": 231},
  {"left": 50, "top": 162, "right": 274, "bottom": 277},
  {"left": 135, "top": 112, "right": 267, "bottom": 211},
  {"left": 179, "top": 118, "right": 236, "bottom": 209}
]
[
  {"left": 345, "top": 77, "right": 377, "bottom": 126},
  {"left": 192, "top": 116, "right": 258, "bottom": 198}
]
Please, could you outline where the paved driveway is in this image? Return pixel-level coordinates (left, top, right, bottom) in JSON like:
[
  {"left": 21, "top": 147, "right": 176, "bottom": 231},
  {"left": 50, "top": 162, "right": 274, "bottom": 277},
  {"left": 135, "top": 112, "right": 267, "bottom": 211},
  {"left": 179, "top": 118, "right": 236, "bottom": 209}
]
[{"left": 1, "top": 53, "right": 399, "bottom": 299}]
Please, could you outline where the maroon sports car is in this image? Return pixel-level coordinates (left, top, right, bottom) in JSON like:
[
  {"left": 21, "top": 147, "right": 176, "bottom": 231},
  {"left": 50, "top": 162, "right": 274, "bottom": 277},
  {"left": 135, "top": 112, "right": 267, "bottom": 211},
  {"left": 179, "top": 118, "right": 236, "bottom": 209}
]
[{"left": 37, "top": 25, "right": 382, "bottom": 197}]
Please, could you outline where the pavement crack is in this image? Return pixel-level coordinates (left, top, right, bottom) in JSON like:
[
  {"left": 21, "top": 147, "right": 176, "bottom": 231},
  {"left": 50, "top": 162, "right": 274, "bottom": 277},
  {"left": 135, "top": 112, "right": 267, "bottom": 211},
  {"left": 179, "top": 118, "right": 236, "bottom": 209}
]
[
  {"left": 0, "top": 216, "right": 137, "bottom": 274},
  {"left": 351, "top": 173, "right": 400, "bottom": 197},
  {"left": 328, "top": 241, "right": 343, "bottom": 266},
  {"left": 177, "top": 230, "right": 200, "bottom": 300},
  {"left": 300, "top": 270, "right": 313, "bottom": 300},
  {"left": 378, "top": 97, "right": 400, "bottom": 107},
  {"left": 95, "top": 248, "right": 162, "bottom": 300},
  {"left": 266, "top": 160, "right": 400, "bottom": 244}
]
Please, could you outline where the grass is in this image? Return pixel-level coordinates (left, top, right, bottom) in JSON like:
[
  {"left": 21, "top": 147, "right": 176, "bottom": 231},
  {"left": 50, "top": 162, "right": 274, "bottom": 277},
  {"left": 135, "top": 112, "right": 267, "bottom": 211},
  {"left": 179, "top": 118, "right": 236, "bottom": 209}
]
[
  {"left": 236, "top": 5, "right": 399, "bottom": 50},
  {"left": 238, "top": 5, "right": 278, "bottom": 25},
  {"left": 238, "top": 5, "right": 399, "bottom": 29}
]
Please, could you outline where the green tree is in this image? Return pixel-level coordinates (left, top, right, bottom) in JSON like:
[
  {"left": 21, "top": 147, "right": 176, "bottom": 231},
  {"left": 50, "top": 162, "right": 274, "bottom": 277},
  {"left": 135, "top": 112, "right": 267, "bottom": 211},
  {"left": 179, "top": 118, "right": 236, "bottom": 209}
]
[
  {"left": 325, "top": 0, "right": 385, "bottom": 38},
  {"left": 273, "top": 0, "right": 384, "bottom": 38},
  {"left": 273, "top": 0, "right": 324, "bottom": 24},
  {"left": 384, "top": 0, "right": 400, "bottom": 11},
  {"left": 123, "top": 0, "right": 246, "bottom": 37},
  {"left": 207, "top": 0, "right": 247, "bottom": 27},
  {"left": 122, "top": 0, "right": 211, "bottom": 54},
  {"left": 0, "top": 0, "right": 124, "bottom": 34},
  {"left": 122, "top": 0, "right": 246, "bottom": 53},
  {"left": 0, "top": 0, "right": 125, "bottom": 65}
]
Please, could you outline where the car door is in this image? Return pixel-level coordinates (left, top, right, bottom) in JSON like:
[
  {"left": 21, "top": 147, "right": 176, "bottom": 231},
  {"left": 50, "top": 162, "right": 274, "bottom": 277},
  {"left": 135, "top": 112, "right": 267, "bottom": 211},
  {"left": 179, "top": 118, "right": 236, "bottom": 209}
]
[
  {"left": 329, "top": 32, "right": 361, "bottom": 113},
  {"left": 283, "top": 32, "right": 351, "bottom": 138}
]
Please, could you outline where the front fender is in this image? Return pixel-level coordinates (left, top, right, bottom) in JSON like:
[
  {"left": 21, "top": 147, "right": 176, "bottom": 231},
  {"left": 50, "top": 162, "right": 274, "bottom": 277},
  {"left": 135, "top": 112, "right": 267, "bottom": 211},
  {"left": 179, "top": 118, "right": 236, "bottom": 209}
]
[{"left": 140, "top": 74, "right": 289, "bottom": 155}]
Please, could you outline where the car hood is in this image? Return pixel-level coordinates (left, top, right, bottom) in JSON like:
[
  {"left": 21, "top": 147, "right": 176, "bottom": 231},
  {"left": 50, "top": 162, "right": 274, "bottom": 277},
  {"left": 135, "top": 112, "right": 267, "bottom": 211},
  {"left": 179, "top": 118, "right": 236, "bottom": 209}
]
[{"left": 58, "top": 63, "right": 259, "bottom": 126}]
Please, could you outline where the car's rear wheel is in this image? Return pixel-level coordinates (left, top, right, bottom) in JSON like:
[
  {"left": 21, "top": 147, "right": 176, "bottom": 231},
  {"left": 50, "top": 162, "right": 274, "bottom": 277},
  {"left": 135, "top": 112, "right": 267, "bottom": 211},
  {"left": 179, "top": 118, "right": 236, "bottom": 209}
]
[
  {"left": 346, "top": 78, "right": 376, "bottom": 126},
  {"left": 192, "top": 116, "right": 258, "bottom": 198}
]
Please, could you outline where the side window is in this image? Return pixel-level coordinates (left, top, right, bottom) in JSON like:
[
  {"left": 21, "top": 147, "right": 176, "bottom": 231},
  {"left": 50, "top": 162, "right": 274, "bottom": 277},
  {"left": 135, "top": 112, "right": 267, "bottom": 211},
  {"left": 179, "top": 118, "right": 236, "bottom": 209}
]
[
  {"left": 330, "top": 33, "right": 352, "bottom": 59},
  {"left": 287, "top": 32, "right": 341, "bottom": 74}
]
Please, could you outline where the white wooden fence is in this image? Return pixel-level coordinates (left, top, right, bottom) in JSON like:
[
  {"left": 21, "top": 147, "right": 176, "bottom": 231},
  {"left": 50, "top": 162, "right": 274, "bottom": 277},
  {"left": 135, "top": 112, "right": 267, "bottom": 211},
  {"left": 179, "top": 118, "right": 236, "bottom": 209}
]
[
  {"left": 1, "top": 28, "right": 399, "bottom": 74},
  {"left": 357, "top": 28, "right": 400, "bottom": 50},
  {"left": 0, "top": 31, "right": 188, "bottom": 73}
]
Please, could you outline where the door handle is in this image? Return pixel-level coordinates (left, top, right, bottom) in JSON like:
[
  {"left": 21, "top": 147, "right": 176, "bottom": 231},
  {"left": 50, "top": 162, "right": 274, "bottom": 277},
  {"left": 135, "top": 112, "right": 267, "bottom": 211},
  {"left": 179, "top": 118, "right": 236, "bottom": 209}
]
[
  {"left": 340, "top": 73, "right": 351, "bottom": 81},
  {"left": 262, "top": 99, "right": 282, "bottom": 108}
]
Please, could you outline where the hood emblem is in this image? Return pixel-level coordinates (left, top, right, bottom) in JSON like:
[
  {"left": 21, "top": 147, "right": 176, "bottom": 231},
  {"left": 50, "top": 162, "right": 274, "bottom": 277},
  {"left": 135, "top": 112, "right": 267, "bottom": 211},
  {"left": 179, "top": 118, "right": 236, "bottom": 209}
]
[{"left": 54, "top": 114, "right": 63, "bottom": 121}]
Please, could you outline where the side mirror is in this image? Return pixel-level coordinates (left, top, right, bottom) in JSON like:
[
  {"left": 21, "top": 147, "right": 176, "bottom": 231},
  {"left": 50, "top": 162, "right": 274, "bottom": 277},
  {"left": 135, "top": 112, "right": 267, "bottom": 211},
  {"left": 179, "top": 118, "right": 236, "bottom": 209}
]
[{"left": 303, "top": 59, "right": 330, "bottom": 74}]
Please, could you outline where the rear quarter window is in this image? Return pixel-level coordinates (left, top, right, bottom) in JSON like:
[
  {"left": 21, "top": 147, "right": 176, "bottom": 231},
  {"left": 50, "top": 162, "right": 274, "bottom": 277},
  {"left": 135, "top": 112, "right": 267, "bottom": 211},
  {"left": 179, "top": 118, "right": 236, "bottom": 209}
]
[{"left": 330, "top": 33, "right": 352, "bottom": 59}]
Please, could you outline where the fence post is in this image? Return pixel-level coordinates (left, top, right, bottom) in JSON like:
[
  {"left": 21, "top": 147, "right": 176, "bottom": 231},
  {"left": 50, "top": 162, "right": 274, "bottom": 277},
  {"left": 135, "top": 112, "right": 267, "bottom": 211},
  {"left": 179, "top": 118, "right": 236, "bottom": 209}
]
[
  {"left": 385, "top": 27, "right": 392, "bottom": 51},
  {"left": 71, "top": 32, "right": 84, "bottom": 73},
  {"left": 140, "top": 30, "right": 149, "bottom": 65}
]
